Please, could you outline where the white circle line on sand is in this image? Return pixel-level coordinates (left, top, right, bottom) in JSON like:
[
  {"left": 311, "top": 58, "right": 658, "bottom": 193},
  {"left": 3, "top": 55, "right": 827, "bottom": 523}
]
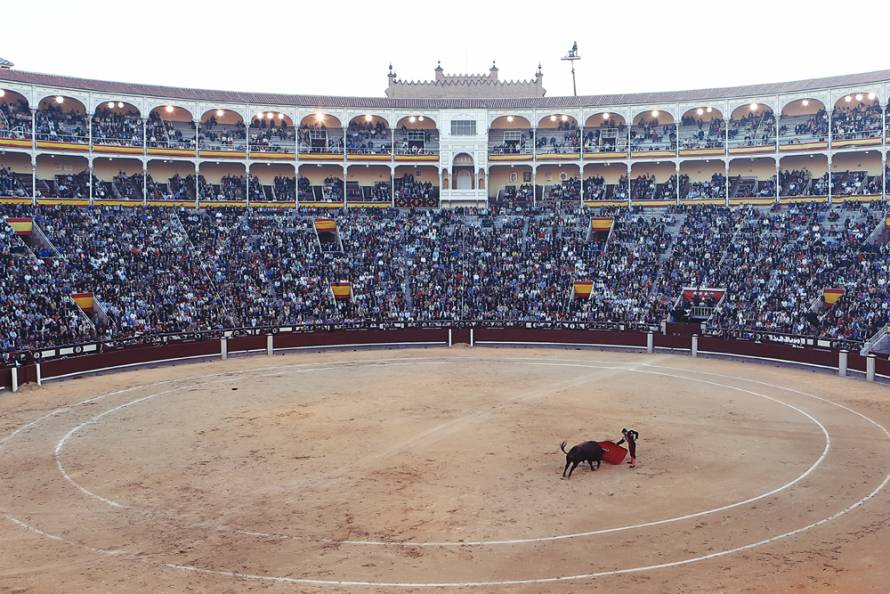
[
  {"left": 52, "top": 358, "right": 829, "bottom": 547},
  {"left": 1, "top": 354, "right": 888, "bottom": 588}
]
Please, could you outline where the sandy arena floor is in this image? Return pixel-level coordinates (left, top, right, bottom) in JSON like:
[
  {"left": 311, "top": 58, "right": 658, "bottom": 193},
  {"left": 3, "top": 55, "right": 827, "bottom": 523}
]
[{"left": 0, "top": 347, "right": 889, "bottom": 593}]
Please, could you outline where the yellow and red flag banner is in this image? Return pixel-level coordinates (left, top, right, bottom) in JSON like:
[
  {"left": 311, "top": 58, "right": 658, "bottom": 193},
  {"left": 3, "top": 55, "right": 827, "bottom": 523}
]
[
  {"left": 331, "top": 282, "right": 352, "bottom": 301},
  {"left": 590, "top": 218, "right": 613, "bottom": 231},
  {"left": 885, "top": 214, "right": 890, "bottom": 230},
  {"left": 71, "top": 292, "right": 94, "bottom": 311},
  {"left": 573, "top": 281, "right": 593, "bottom": 299},
  {"left": 7, "top": 218, "right": 32, "bottom": 235},
  {"left": 314, "top": 218, "right": 337, "bottom": 232},
  {"left": 823, "top": 288, "right": 845, "bottom": 305}
]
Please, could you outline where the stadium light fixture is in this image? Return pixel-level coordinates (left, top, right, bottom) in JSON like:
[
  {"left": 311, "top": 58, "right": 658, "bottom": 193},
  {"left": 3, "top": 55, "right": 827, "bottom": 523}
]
[
  {"left": 561, "top": 41, "right": 580, "bottom": 96},
  {"left": 845, "top": 95, "right": 852, "bottom": 103},
  {"left": 107, "top": 101, "right": 115, "bottom": 109},
  {"left": 409, "top": 116, "right": 416, "bottom": 123},
  {"left": 364, "top": 114, "right": 373, "bottom": 122},
  {"left": 706, "top": 107, "right": 713, "bottom": 113},
  {"left": 256, "top": 112, "right": 264, "bottom": 119},
  {"left": 697, "top": 108, "right": 704, "bottom": 116},
  {"left": 55, "top": 96, "right": 64, "bottom": 104},
  {"left": 315, "top": 113, "right": 324, "bottom": 122},
  {"left": 117, "top": 102, "right": 124, "bottom": 108},
  {"left": 561, "top": 114, "right": 569, "bottom": 122},
  {"left": 802, "top": 99, "right": 809, "bottom": 107},
  {"left": 749, "top": 103, "right": 758, "bottom": 111},
  {"left": 855, "top": 93, "right": 863, "bottom": 101},
  {"left": 216, "top": 109, "right": 225, "bottom": 117},
  {"left": 651, "top": 110, "right": 659, "bottom": 117},
  {"left": 267, "top": 112, "right": 274, "bottom": 120},
  {"left": 550, "top": 115, "right": 557, "bottom": 122},
  {"left": 868, "top": 92, "right": 876, "bottom": 100},
  {"left": 0, "top": 89, "right": 4, "bottom": 97},
  {"left": 506, "top": 115, "right": 514, "bottom": 123},
  {"left": 602, "top": 112, "right": 609, "bottom": 120},
  {"left": 278, "top": 113, "right": 284, "bottom": 120},
  {"left": 165, "top": 105, "right": 174, "bottom": 113},
  {"left": 418, "top": 116, "right": 425, "bottom": 122}
]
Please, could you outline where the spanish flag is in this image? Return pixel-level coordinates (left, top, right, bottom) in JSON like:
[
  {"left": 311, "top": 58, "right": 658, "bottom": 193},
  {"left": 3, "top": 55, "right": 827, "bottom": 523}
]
[
  {"left": 331, "top": 282, "right": 352, "bottom": 301},
  {"left": 823, "top": 288, "right": 845, "bottom": 305},
  {"left": 573, "top": 281, "right": 593, "bottom": 299},
  {"left": 72, "top": 292, "right": 94, "bottom": 311},
  {"left": 590, "top": 218, "right": 613, "bottom": 232},
  {"left": 7, "top": 218, "right": 32, "bottom": 235},
  {"left": 314, "top": 218, "right": 337, "bottom": 232}
]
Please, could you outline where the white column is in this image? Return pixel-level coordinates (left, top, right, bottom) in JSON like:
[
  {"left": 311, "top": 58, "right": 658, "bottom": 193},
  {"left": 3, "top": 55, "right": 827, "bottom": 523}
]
[
  {"left": 827, "top": 155, "right": 832, "bottom": 205},
  {"left": 448, "top": 328, "right": 453, "bottom": 347},
  {"left": 11, "top": 367, "right": 18, "bottom": 393},
  {"left": 266, "top": 334, "right": 274, "bottom": 356},
  {"left": 220, "top": 336, "right": 228, "bottom": 360},
  {"left": 838, "top": 349, "right": 848, "bottom": 377},
  {"left": 36, "top": 362, "right": 42, "bottom": 386},
  {"left": 866, "top": 354, "right": 876, "bottom": 382},
  {"left": 87, "top": 159, "right": 94, "bottom": 205},
  {"left": 31, "top": 155, "right": 37, "bottom": 206},
  {"left": 691, "top": 334, "right": 699, "bottom": 357},
  {"left": 142, "top": 159, "right": 148, "bottom": 206},
  {"left": 469, "top": 328, "right": 475, "bottom": 347},
  {"left": 646, "top": 331, "right": 654, "bottom": 353}
]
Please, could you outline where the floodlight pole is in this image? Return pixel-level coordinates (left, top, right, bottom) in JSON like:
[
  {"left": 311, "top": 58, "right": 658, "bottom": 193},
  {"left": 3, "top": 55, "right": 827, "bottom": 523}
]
[{"left": 561, "top": 41, "right": 581, "bottom": 97}]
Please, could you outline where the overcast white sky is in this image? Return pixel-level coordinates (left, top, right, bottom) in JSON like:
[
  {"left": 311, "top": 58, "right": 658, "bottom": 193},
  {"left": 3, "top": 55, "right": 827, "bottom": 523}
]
[{"left": 3, "top": 0, "right": 889, "bottom": 98}]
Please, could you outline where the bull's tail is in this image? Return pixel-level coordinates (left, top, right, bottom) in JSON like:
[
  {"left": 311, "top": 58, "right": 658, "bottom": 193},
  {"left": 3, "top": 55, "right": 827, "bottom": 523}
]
[{"left": 560, "top": 440, "right": 568, "bottom": 454}]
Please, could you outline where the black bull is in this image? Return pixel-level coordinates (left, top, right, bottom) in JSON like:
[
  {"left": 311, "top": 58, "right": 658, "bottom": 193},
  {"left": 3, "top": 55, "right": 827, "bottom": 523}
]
[{"left": 560, "top": 440, "right": 603, "bottom": 478}]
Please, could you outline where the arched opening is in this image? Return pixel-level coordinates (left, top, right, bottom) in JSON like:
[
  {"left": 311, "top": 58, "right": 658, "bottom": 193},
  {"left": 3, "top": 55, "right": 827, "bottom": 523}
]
[
  {"left": 249, "top": 111, "right": 295, "bottom": 155},
  {"left": 779, "top": 154, "right": 828, "bottom": 199},
  {"left": 489, "top": 164, "right": 533, "bottom": 207},
  {"left": 832, "top": 92, "right": 882, "bottom": 146},
  {"left": 298, "top": 113, "right": 343, "bottom": 155},
  {"left": 35, "top": 154, "right": 89, "bottom": 198},
  {"left": 728, "top": 103, "right": 775, "bottom": 151},
  {"left": 452, "top": 153, "right": 475, "bottom": 190},
  {"left": 583, "top": 112, "right": 627, "bottom": 154},
  {"left": 147, "top": 105, "right": 195, "bottom": 151},
  {"left": 832, "top": 151, "right": 882, "bottom": 198},
  {"left": 536, "top": 114, "right": 580, "bottom": 157},
  {"left": 630, "top": 110, "right": 676, "bottom": 153},
  {"left": 346, "top": 114, "right": 391, "bottom": 157},
  {"left": 395, "top": 115, "right": 439, "bottom": 158},
  {"left": 629, "top": 161, "right": 676, "bottom": 202},
  {"left": 36, "top": 95, "right": 88, "bottom": 144},
  {"left": 298, "top": 164, "right": 344, "bottom": 203},
  {"left": 0, "top": 151, "right": 32, "bottom": 198},
  {"left": 92, "top": 157, "right": 143, "bottom": 200},
  {"left": 583, "top": 162, "right": 628, "bottom": 202},
  {"left": 0, "top": 89, "right": 32, "bottom": 141},
  {"left": 536, "top": 164, "right": 580, "bottom": 207},
  {"left": 488, "top": 115, "right": 533, "bottom": 158},
  {"left": 198, "top": 162, "right": 247, "bottom": 202},
  {"left": 199, "top": 109, "right": 246, "bottom": 152},
  {"left": 679, "top": 159, "right": 725, "bottom": 201},
  {"left": 778, "top": 98, "right": 828, "bottom": 147},
  {"left": 346, "top": 165, "right": 391, "bottom": 204},
  {"left": 679, "top": 107, "right": 724, "bottom": 151},
  {"left": 729, "top": 157, "right": 776, "bottom": 201},
  {"left": 92, "top": 101, "right": 142, "bottom": 148},
  {"left": 394, "top": 165, "right": 438, "bottom": 208},
  {"left": 249, "top": 163, "right": 296, "bottom": 202},
  {"left": 146, "top": 159, "right": 196, "bottom": 201}
]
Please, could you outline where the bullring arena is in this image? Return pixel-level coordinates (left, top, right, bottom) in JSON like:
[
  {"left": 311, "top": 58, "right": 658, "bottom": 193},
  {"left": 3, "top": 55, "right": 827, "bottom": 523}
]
[{"left": 1, "top": 341, "right": 889, "bottom": 593}]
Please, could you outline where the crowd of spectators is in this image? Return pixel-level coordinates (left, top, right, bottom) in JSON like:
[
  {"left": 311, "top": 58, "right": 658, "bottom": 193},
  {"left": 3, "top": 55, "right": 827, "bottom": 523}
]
[
  {"left": 92, "top": 108, "right": 143, "bottom": 146},
  {"left": 199, "top": 116, "right": 246, "bottom": 150},
  {"left": 536, "top": 122, "right": 580, "bottom": 154},
  {"left": 680, "top": 173, "right": 726, "bottom": 200},
  {"left": 0, "top": 201, "right": 887, "bottom": 356},
  {"left": 0, "top": 167, "right": 28, "bottom": 198},
  {"left": 147, "top": 112, "right": 195, "bottom": 149},
  {"left": 679, "top": 115, "right": 725, "bottom": 149},
  {"left": 298, "top": 124, "right": 344, "bottom": 154},
  {"left": 35, "top": 106, "right": 88, "bottom": 143},
  {"left": 394, "top": 174, "right": 437, "bottom": 207},
  {"left": 728, "top": 110, "right": 775, "bottom": 147},
  {"left": 249, "top": 117, "right": 294, "bottom": 153},
  {"left": 630, "top": 118, "right": 676, "bottom": 151},
  {"left": 832, "top": 101, "right": 883, "bottom": 140},
  {"left": 0, "top": 98, "right": 32, "bottom": 139},
  {"left": 779, "top": 109, "right": 829, "bottom": 144},
  {"left": 346, "top": 120, "right": 391, "bottom": 155},
  {"left": 583, "top": 122, "right": 627, "bottom": 153}
]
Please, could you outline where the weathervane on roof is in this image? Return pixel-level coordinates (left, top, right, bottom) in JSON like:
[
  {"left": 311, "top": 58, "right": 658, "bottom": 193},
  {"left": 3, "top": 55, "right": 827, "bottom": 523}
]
[{"left": 561, "top": 41, "right": 580, "bottom": 96}]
